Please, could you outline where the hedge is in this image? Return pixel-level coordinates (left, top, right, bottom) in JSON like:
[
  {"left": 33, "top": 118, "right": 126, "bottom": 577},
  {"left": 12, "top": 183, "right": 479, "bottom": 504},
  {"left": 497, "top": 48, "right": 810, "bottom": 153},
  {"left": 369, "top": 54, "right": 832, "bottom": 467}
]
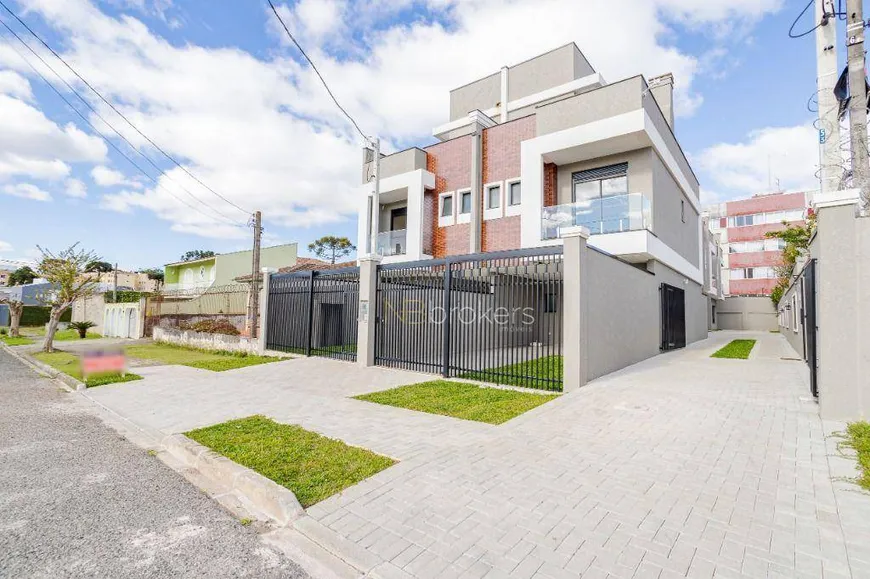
[{"left": 20, "top": 306, "right": 72, "bottom": 327}]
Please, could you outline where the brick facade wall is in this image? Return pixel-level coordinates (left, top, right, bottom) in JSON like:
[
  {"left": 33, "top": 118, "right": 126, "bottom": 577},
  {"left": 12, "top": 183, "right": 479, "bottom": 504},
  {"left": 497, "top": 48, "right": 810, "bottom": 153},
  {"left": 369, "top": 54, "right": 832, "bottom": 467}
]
[
  {"left": 543, "top": 163, "right": 557, "bottom": 207},
  {"left": 425, "top": 135, "right": 473, "bottom": 258},
  {"left": 729, "top": 278, "right": 778, "bottom": 296}
]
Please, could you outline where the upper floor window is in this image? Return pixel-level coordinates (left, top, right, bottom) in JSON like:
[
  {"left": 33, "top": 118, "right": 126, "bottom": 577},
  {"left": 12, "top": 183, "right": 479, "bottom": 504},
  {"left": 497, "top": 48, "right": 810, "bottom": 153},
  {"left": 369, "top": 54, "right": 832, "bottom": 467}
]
[
  {"left": 572, "top": 163, "right": 629, "bottom": 233},
  {"left": 509, "top": 181, "right": 521, "bottom": 206},
  {"left": 440, "top": 194, "right": 453, "bottom": 217},
  {"left": 486, "top": 184, "right": 501, "bottom": 209},
  {"left": 460, "top": 190, "right": 472, "bottom": 214}
]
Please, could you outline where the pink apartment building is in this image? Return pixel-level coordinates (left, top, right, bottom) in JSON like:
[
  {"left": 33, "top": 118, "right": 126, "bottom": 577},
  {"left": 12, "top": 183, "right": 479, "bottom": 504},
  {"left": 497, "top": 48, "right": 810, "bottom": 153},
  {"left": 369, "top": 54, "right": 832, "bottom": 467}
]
[{"left": 706, "top": 191, "right": 811, "bottom": 296}]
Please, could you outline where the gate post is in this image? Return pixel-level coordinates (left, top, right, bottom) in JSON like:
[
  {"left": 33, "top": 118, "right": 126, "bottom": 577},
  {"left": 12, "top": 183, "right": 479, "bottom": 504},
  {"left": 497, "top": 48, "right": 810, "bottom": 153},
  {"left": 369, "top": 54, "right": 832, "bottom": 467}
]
[
  {"left": 561, "top": 226, "right": 589, "bottom": 393},
  {"left": 257, "top": 267, "right": 275, "bottom": 354},
  {"left": 356, "top": 255, "right": 382, "bottom": 367}
]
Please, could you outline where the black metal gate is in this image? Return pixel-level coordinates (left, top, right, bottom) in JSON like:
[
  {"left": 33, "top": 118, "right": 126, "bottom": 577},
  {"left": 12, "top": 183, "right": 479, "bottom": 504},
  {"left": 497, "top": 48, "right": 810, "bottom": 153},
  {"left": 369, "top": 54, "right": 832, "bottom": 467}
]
[
  {"left": 802, "top": 259, "right": 818, "bottom": 397},
  {"left": 266, "top": 267, "right": 359, "bottom": 361},
  {"left": 375, "top": 248, "right": 563, "bottom": 391},
  {"left": 660, "top": 283, "right": 686, "bottom": 351}
]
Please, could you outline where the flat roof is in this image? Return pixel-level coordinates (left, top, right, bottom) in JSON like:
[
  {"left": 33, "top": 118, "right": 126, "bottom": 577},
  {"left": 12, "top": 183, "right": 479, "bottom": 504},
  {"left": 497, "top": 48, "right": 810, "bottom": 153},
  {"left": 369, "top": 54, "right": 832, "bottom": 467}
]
[{"left": 164, "top": 243, "right": 297, "bottom": 267}]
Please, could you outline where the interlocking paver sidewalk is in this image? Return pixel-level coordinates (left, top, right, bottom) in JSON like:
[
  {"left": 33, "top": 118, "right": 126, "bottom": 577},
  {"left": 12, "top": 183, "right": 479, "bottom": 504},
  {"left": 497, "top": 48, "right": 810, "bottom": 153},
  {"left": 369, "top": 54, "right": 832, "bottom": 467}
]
[{"left": 85, "top": 331, "right": 870, "bottom": 578}]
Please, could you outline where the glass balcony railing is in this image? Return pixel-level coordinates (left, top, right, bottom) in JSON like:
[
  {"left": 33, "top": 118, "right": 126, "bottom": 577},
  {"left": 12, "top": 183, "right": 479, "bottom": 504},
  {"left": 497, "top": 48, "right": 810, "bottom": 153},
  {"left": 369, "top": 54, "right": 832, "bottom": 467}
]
[
  {"left": 541, "top": 193, "right": 651, "bottom": 240},
  {"left": 377, "top": 229, "right": 407, "bottom": 256}
]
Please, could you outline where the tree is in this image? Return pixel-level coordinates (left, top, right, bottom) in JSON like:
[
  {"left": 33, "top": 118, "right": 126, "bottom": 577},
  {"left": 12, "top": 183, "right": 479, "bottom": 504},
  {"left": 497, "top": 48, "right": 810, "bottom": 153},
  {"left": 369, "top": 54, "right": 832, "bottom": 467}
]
[
  {"left": 85, "top": 260, "right": 113, "bottom": 273},
  {"left": 36, "top": 243, "right": 100, "bottom": 353},
  {"left": 180, "top": 250, "right": 216, "bottom": 262},
  {"left": 307, "top": 236, "right": 356, "bottom": 264},
  {"left": 8, "top": 266, "right": 36, "bottom": 286},
  {"left": 0, "top": 296, "right": 23, "bottom": 337},
  {"left": 765, "top": 210, "right": 816, "bottom": 306},
  {"left": 139, "top": 268, "right": 164, "bottom": 282}
]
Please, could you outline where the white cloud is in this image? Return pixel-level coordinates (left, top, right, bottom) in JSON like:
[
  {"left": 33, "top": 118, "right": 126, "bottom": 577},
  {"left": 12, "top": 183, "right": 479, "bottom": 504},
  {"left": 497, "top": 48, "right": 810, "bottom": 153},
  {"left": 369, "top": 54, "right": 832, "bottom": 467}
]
[
  {"left": 0, "top": 240, "right": 12, "bottom": 252},
  {"left": 91, "top": 165, "right": 141, "bottom": 188},
  {"left": 65, "top": 177, "right": 87, "bottom": 198},
  {"left": 696, "top": 124, "right": 820, "bottom": 202},
  {"left": 3, "top": 182, "right": 52, "bottom": 201},
  {"left": 0, "top": 70, "right": 32, "bottom": 100},
  {"left": 13, "top": 0, "right": 779, "bottom": 237}
]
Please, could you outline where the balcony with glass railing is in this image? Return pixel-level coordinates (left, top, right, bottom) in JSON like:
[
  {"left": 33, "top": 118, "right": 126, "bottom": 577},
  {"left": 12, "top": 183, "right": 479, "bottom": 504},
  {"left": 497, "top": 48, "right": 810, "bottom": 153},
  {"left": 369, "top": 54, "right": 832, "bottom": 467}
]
[
  {"left": 376, "top": 229, "right": 407, "bottom": 256},
  {"left": 541, "top": 193, "right": 651, "bottom": 240}
]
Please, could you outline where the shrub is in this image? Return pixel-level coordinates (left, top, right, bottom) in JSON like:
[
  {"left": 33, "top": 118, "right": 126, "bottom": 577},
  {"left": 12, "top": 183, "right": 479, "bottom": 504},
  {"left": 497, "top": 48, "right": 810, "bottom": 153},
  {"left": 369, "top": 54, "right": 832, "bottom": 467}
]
[
  {"left": 0, "top": 327, "right": 7, "bottom": 335},
  {"left": 69, "top": 321, "right": 97, "bottom": 338},
  {"left": 181, "top": 318, "right": 240, "bottom": 336},
  {"left": 21, "top": 306, "right": 72, "bottom": 326}
]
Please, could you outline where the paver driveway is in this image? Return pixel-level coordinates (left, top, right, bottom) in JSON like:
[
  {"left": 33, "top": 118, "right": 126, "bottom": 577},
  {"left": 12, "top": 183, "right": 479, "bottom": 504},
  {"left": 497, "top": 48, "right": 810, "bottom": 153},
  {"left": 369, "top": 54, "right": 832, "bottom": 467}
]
[{"left": 84, "top": 332, "right": 870, "bottom": 578}]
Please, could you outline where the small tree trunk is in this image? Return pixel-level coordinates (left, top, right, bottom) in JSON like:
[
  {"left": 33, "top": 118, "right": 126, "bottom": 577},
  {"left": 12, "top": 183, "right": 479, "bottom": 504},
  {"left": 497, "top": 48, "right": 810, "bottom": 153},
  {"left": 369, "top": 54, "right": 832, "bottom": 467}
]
[
  {"left": 9, "top": 303, "right": 22, "bottom": 337},
  {"left": 42, "top": 304, "right": 67, "bottom": 353}
]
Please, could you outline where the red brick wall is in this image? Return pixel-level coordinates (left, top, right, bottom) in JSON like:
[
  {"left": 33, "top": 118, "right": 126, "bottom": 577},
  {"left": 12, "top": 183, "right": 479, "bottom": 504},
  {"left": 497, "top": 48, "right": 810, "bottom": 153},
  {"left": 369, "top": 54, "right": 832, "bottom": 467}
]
[
  {"left": 725, "top": 191, "right": 807, "bottom": 216},
  {"left": 482, "top": 217, "right": 521, "bottom": 252},
  {"left": 729, "top": 279, "right": 778, "bottom": 296},
  {"left": 728, "top": 251, "right": 783, "bottom": 269},
  {"left": 727, "top": 222, "right": 802, "bottom": 243},
  {"left": 425, "top": 135, "right": 473, "bottom": 258},
  {"left": 543, "top": 163, "right": 557, "bottom": 207}
]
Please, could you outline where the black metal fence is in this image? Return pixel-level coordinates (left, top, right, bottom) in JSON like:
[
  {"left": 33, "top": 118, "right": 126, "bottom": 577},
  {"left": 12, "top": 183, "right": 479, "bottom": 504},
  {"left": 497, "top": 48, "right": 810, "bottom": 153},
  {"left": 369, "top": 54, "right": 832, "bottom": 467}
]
[
  {"left": 375, "top": 248, "right": 564, "bottom": 391},
  {"left": 266, "top": 267, "right": 359, "bottom": 362}
]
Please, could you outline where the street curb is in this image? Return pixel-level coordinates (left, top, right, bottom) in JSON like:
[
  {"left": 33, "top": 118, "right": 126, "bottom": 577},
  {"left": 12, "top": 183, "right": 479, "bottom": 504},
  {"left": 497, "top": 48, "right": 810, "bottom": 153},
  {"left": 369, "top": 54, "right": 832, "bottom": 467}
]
[
  {"left": 0, "top": 342, "right": 85, "bottom": 392},
  {"left": 160, "top": 433, "right": 305, "bottom": 526}
]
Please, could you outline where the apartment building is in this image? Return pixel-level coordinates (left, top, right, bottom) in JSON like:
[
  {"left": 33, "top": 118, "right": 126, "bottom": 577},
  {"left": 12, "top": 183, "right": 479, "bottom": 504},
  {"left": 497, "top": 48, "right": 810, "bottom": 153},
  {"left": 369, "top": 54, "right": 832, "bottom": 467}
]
[
  {"left": 705, "top": 191, "right": 810, "bottom": 296},
  {"left": 83, "top": 270, "right": 161, "bottom": 293},
  {"left": 0, "top": 269, "right": 11, "bottom": 287}
]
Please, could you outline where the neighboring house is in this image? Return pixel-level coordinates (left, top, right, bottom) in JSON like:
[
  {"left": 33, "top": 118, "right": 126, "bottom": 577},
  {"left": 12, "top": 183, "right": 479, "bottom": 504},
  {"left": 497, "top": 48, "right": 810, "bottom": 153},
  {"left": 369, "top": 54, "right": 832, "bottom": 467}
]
[
  {"left": 235, "top": 257, "right": 355, "bottom": 282},
  {"left": 163, "top": 244, "right": 298, "bottom": 292},
  {"left": 82, "top": 270, "right": 160, "bottom": 293},
  {"left": 706, "top": 191, "right": 811, "bottom": 296},
  {"left": 356, "top": 43, "right": 708, "bottom": 344},
  {"left": 0, "top": 269, "right": 12, "bottom": 287}
]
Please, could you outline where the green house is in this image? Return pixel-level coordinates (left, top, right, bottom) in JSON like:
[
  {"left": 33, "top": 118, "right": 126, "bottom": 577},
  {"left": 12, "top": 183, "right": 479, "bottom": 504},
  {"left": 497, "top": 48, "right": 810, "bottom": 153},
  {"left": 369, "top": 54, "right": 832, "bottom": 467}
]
[{"left": 163, "top": 244, "right": 297, "bottom": 292}]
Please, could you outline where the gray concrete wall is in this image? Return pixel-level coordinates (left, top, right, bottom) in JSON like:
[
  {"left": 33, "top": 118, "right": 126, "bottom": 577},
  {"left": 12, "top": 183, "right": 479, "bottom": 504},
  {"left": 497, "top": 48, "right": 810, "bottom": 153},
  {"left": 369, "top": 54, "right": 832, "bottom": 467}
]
[
  {"left": 642, "top": 91, "right": 700, "bottom": 196},
  {"left": 536, "top": 76, "right": 644, "bottom": 137},
  {"left": 717, "top": 296, "right": 777, "bottom": 331},
  {"left": 362, "top": 147, "right": 427, "bottom": 184},
  {"left": 586, "top": 250, "right": 706, "bottom": 381},
  {"left": 450, "top": 72, "right": 501, "bottom": 122},
  {"left": 507, "top": 44, "right": 587, "bottom": 102},
  {"left": 651, "top": 151, "right": 700, "bottom": 267},
  {"left": 777, "top": 276, "right": 805, "bottom": 359},
  {"left": 812, "top": 204, "right": 870, "bottom": 420},
  {"left": 72, "top": 293, "right": 106, "bottom": 334}
]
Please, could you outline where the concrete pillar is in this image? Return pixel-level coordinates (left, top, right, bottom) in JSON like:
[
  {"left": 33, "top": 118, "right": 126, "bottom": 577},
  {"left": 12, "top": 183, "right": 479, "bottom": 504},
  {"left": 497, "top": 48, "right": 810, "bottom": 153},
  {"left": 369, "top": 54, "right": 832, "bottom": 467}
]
[
  {"left": 561, "top": 226, "right": 590, "bottom": 393},
  {"left": 257, "top": 267, "right": 276, "bottom": 354},
  {"left": 470, "top": 125, "right": 483, "bottom": 253},
  {"left": 500, "top": 66, "right": 509, "bottom": 123},
  {"left": 356, "top": 255, "right": 382, "bottom": 367}
]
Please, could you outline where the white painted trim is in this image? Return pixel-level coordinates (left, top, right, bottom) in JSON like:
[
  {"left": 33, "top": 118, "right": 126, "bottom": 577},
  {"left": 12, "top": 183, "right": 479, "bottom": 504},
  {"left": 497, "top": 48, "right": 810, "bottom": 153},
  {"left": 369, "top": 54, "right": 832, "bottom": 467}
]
[
  {"left": 483, "top": 181, "right": 504, "bottom": 221},
  {"left": 438, "top": 191, "right": 455, "bottom": 227},
  {"left": 505, "top": 178, "right": 522, "bottom": 217},
  {"left": 586, "top": 229, "right": 703, "bottom": 285},
  {"left": 813, "top": 187, "right": 859, "bottom": 209},
  {"left": 433, "top": 73, "right": 605, "bottom": 137},
  {"left": 468, "top": 109, "right": 496, "bottom": 128},
  {"left": 560, "top": 225, "right": 590, "bottom": 239},
  {"left": 456, "top": 188, "right": 472, "bottom": 224},
  {"left": 500, "top": 67, "right": 508, "bottom": 123}
]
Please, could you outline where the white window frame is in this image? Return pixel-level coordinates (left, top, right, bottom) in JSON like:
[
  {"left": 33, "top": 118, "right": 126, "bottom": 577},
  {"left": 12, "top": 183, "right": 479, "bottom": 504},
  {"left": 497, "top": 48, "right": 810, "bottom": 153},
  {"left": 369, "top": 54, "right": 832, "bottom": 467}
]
[
  {"left": 505, "top": 178, "right": 522, "bottom": 217},
  {"left": 438, "top": 192, "right": 455, "bottom": 227},
  {"left": 483, "top": 181, "right": 503, "bottom": 221},
  {"left": 457, "top": 188, "right": 472, "bottom": 224},
  {"left": 793, "top": 295, "right": 799, "bottom": 333}
]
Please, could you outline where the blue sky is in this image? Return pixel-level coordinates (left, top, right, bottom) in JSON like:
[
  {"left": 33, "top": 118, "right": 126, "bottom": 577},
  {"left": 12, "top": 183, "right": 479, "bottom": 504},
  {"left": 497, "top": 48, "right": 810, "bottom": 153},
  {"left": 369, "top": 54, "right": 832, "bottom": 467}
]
[{"left": 0, "top": 0, "right": 836, "bottom": 271}]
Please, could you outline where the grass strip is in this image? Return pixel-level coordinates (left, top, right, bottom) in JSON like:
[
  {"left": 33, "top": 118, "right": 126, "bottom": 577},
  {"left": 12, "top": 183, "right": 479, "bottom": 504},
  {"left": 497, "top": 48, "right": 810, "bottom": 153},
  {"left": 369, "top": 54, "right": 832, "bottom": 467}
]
[
  {"left": 711, "top": 339, "right": 756, "bottom": 359},
  {"left": 459, "top": 355, "right": 563, "bottom": 391},
  {"left": 844, "top": 421, "right": 870, "bottom": 491},
  {"left": 186, "top": 415, "right": 394, "bottom": 507},
  {"left": 354, "top": 380, "right": 558, "bottom": 425},
  {"left": 125, "top": 343, "right": 279, "bottom": 371},
  {"left": 32, "top": 351, "right": 142, "bottom": 388}
]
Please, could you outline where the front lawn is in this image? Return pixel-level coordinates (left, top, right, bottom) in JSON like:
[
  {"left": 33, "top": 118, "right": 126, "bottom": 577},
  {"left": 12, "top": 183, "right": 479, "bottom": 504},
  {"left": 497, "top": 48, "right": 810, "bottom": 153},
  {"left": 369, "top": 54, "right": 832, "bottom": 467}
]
[
  {"left": 354, "top": 380, "right": 558, "bottom": 425},
  {"left": 1, "top": 335, "right": 34, "bottom": 346},
  {"left": 186, "top": 415, "right": 395, "bottom": 507},
  {"left": 125, "top": 343, "right": 279, "bottom": 371},
  {"left": 459, "top": 355, "right": 563, "bottom": 391},
  {"left": 711, "top": 339, "right": 756, "bottom": 359},
  {"left": 844, "top": 421, "right": 870, "bottom": 491},
  {"left": 32, "top": 351, "right": 142, "bottom": 388},
  {"left": 22, "top": 328, "right": 102, "bottom": 341}
]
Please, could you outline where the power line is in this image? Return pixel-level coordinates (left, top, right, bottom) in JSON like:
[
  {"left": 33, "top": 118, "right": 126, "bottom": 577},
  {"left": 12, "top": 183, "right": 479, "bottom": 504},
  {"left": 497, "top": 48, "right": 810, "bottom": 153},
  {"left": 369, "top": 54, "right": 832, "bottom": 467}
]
[
  {"left": 266, "top": 0, "right": 367, "bottom": 141},
  {"left": 0, "top": 15, "right": 244, "bottom": 227},
  {"left": 789, "top": 0, "right": 823, "bottom": 38},
  {"left": 0, "top": 20, "right": 245, "bottom": 228},
  {"left": 0, "top": 0, "right": 251, "bottom": 218}
]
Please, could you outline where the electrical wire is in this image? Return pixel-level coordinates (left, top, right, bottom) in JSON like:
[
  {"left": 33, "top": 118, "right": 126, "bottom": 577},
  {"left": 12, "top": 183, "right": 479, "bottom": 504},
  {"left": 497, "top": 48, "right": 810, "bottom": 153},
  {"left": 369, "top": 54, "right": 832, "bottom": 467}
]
[
  {"left": 0, "top": 16, "right": 245, "bottom": 227},
  {"left": 0, "top": 20, "right": 246, "bottom": 229},
  {"left": 266, "top": 0, "right": 367, "bottom": 141},
  {"left": 0, "top": 0, "right": 251, "bottom": 218},
  {"left": 789, "top": 0, "right": 822, "bottom": 38}
]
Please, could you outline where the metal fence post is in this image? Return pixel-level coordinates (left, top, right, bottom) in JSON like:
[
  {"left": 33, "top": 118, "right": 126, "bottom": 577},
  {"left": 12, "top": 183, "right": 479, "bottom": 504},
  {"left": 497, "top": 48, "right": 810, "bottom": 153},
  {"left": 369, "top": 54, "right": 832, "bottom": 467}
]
[
  {"left": 441, "top": 260, "right": 453, "bottom": 378},
  {"left": 258, "top": 268, "right": 275, "bottom": 354},
  {"left": 356, "top": 255, "right": 381, "bottom": 367},
  {"left": 306, "top": 270, "right": 315, "bottom": 357},
  {"left": 561, "top": 226, "right": 589, "bottom": 392}
]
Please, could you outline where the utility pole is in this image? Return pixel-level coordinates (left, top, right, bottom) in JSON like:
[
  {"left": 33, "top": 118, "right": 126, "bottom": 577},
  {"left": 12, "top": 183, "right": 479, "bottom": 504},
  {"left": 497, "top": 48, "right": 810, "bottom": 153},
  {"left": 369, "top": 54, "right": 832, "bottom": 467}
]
[
  {"left": 247, "top": 211, "right": 262, "bottom": 338},
  {"left": 368, "top": 137, "right": 381, "bottom": 257},
  {"left": 846, "top": 0, "right": 870, "bottom": 212},
  {"left": 816, "top": 0, "right": 841, "bottom": 195},
  {"left": 113, "top": 262, "right": 118, "bottom": 303}
]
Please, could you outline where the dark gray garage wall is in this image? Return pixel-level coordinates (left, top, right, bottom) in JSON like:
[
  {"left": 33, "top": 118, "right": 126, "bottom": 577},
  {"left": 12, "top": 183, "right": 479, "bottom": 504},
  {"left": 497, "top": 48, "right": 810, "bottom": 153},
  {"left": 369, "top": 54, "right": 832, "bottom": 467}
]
[{"left": 586, "top": 250, "right": 706, "bottom": 381}]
